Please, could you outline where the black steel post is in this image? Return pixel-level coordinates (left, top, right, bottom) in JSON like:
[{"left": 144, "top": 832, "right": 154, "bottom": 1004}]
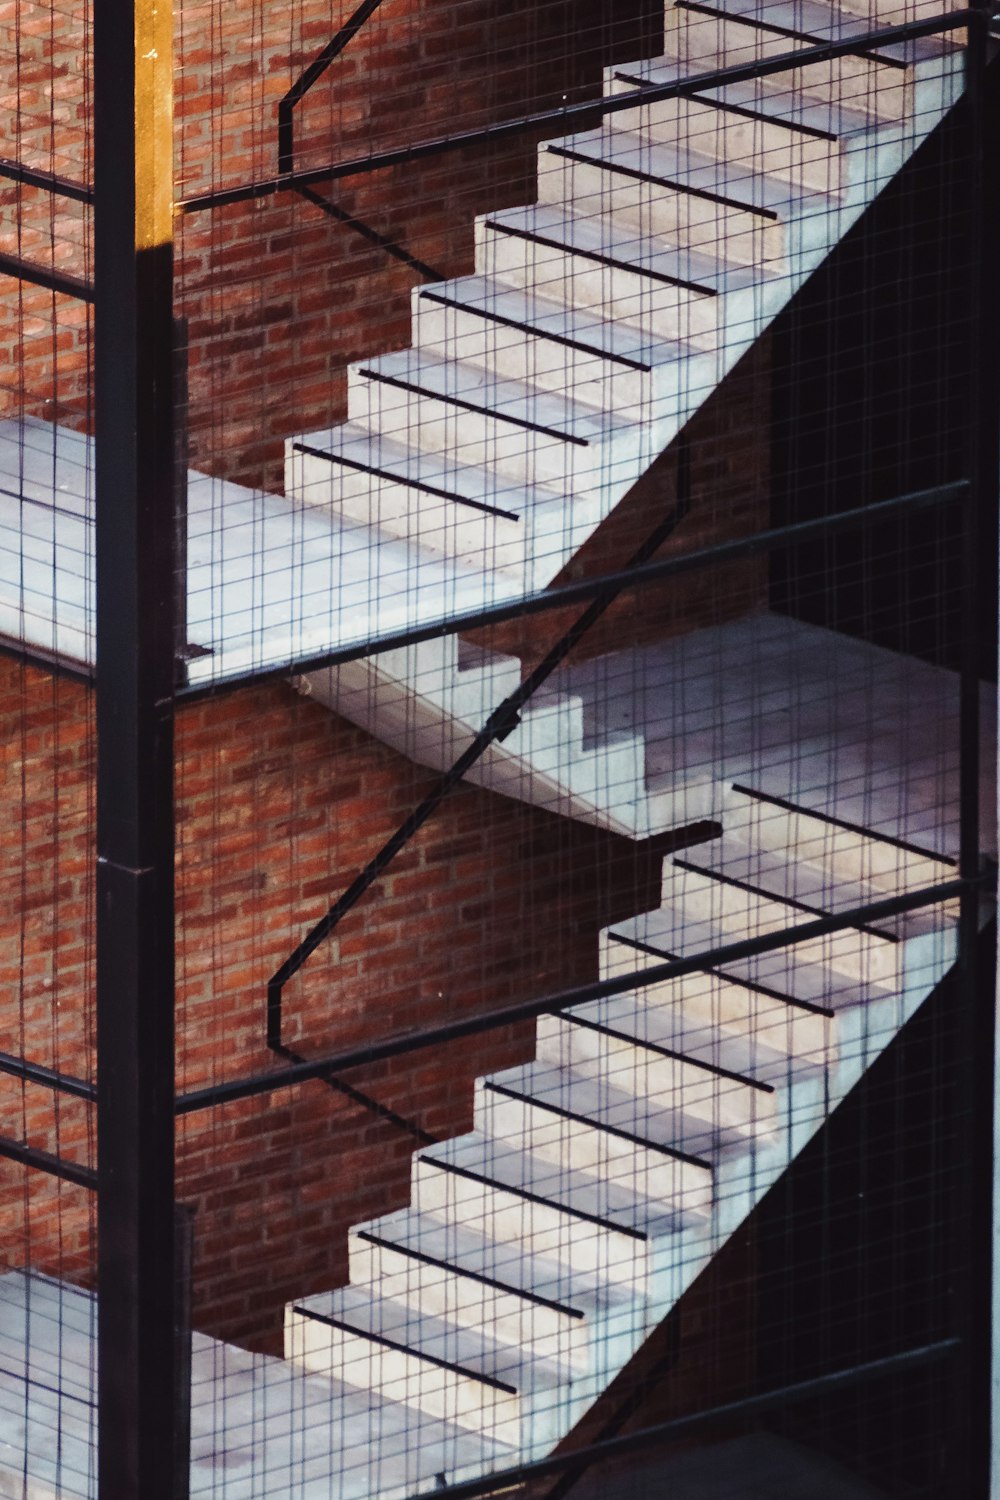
[
  {"left": 93, "top": 0, "right": 179, "bottom": 1494},
  {"left": 959, "top": 8, "right": 996, "bottom": 1495}
]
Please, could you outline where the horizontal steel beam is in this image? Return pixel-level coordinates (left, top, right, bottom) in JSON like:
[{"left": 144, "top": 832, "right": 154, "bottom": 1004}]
[
  {"left": 175, "top": 874, "right": 983, "bottom": 1113},
  {"left": 0, "top": 1048, "right": 96, "bottom": 1100},
  {"left": 178, "top": 479, "right": 968, "bottom": 699},
  {"left": 0, "top": 153, "right": 93, "bottom": 204},
  {"left": 0, "top": 1133, "right": 97, "bottom": 1190},
  {"left": 177, "top": 10, "right": 972, "bottom": 212},
  {"left": 0, "top": 249, "right": 94, "bottom": 302}
]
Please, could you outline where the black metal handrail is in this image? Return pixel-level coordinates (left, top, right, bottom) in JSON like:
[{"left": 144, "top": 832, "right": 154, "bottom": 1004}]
[
  {"left": 276, "top": 0, "right": 445, "bottom": 280},
  {"left": 179, "top": 873, "right": 987, "bottom": 1113},
  {"left": 178, "top": 9, "right": 972, "bottom": 213},
  {"left": 178, "top": 480, "right": 967, "bottom": 700}
]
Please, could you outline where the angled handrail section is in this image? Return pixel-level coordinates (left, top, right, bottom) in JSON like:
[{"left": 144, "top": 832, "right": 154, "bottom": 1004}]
[
  {"left": 179, "top": 9, "right": 973, "bottom": 213},
  {"left": 276, "top": 0, "right": 446, "bottom": 278}
]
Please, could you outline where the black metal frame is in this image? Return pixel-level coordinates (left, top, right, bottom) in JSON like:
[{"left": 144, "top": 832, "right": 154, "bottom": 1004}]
[
  {"left": 177, "top": 12, "right": 973, "bottom": 212},
  {"left": 0, "top": 5, "right": 992, "bottom": 1496}
]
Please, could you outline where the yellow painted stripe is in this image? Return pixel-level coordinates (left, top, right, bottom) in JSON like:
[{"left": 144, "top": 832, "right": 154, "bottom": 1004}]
[{"left": 134, "top": 0, "right": 173, "bottom": 249}]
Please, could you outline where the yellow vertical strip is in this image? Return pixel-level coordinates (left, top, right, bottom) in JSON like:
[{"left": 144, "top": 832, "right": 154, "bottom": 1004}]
[{"left": 134, "top": 0, "right": 173, "bottom": 250}]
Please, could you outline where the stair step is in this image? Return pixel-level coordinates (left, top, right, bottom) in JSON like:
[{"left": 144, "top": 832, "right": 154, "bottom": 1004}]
[
  {"left": 661, "top": 0, "right": 947, "bottom": 120},
  {"left": 723, "top": 782, "right": 959, "bottom": 892},
  {"left": 478, "top": 202, "right": 740, "bottom": 342},
  {"left": 681, "top": 827, "right": 959, "bottom": 939},
  {"left": 287, "top": 422, "right": 575, "bottom": 587},
  {"left": 347, "top": 349, "right": 646, "bottom": 497},
  {"left": 286, "top": 1286, "right": 567, "bottom": 1446},
  {"left": 557, "top": 976, "right": 832, "bottom": 1069},
  {"left": 659, "top": 852, "right": 907, "bottom": 986},
  {"left": 598, "top": 938, "right": 838, "bottom": 1061},
  {"left": 605, "top": 903, "right": 897, "bottom": 1014},
  {"left": 413, "top": 1131, "right": 699, "bottom": 1294},
  {"left": 477, "top": 1060, "right": 760, "bottom": 1213},
  {"left": 536, "top": 128, "right": 820, "bottom": 267},
  {"left": 348, "top": 1208, "right": 641, "bottom": 1370},
  {"left": 606, "top": 56, "right": 872, "bottom": 192},
  {"left": 534, "top": 1005, "right": 781, "bottom": 1132},
  {"left": 411, "top": 274, "right": 677, "bottom": 415}
]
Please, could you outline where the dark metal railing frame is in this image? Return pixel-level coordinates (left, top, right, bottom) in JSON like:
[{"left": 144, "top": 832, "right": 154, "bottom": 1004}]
[
  {"left": 277, "top": 0, "right": 446, "bottom": 282},
  {"left": 177, "top": 10, "right": 975, "bottom": 213},
  {"left": 2, "top": 8, "right": 993, "bottom": 1496}
]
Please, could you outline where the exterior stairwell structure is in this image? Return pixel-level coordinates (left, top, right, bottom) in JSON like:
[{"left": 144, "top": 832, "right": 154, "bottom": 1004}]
[
  {"left": 0, "top": 3, "right": 991, "bottom": 1498},
  {"left": 282, "top": 790, "right": 980, "bottom": 1489},
  {"left": 292, "top": 0, "right": 967, "bottom": 841},
  {"left": 264, "top": 2, "right": 989, "bottom": 1494}
]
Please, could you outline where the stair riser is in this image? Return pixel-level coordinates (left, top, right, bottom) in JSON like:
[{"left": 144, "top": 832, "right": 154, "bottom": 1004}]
[
  {"left": 606, "top": 87, "right": 845, "bottom": 195},
  {"left": 479, "top": 224, "right": 722, "bottom": 344},
  {"left": 661, "top": 13, "right": 910, "bottom": 122},
  {"left": 349, "top": 1236, "right": 590, "bottom": 1371},
  {"left": 412, "top": 1159, "right": 652, "bottom": 1292},
  {"left": 347, "top": 375, "right": 635, "bottom": 497},
  {"left": 535, "top": 1014, "right": 776, "bottom": 1132},
  {"left": 596, "top": 941, "right": 836, "bottom": 1061},
  {"left": 286, "top": 1313, "right": 524, "bottom": 1446},
  {"left": 721, "top": 791, "right": 955, "bottom": 894},
  {"left": 296, "top": 458, "right": 527, "bottom": 574},
  {"left": 535, "top": 153, "right": 785, "bottom": 269},
  {"left": 662, "top": 865, "right": 903, "bottom": 985},
  {"left": 412, "top": 295, "right": 656, "bottom": 414},
  {"left": 476, "top": 1088, "right": 713, "bottom": 1214}
]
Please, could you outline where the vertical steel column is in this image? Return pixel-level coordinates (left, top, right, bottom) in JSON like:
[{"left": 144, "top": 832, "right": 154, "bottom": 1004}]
[
  {"left": 93, "top": 0, "right": 178, "bottom": 1494},
  {"left": 962, "top": 7, "right": 996, "bottom": 1496}
]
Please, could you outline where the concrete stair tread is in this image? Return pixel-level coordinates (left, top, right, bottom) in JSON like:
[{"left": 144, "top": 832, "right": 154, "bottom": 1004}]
[
  {"left": 297, "top": 421, "right": 568, "bottom": 521},
  {"left": 679, "top": 829, "right": 957, "bottom": 940},
  {"left": 293, "top": 1285, "right": 573, "bottom": 1395},
  {"left": 352, "top": 349, "right": 636, "bottom": 446},
  {"left": 613, "top": 53, "right": 877, "bottom": 134},
  {"left": 353, "top": 1207, "right": 638, "bottom": 1316},
  {"left": 563, "top": 990, "right": 812, "bottom": 1086},
  {"left": 721, "top": 781, "right": 960, "bottom": 885},
  {"left": 414, "top": 273, "right": 689, "bottom": 370},
  {"left": 484, "top": 202, "right": 765, "bottom": 292},
  {"left": 607, "top": 904, "right": 895, "bottom": 1011},
  {"left": 545, "top": 125, "right": 830, "bottom": 217},
  {"left": 698, "top": 0, "right": 957, "bottom": 62},
  {"left": 487, "top": 1060, "right": 759, "bottom": 1164},
  {"left": 422, "top": 1131, "right": 701, "bottom": 1238}
]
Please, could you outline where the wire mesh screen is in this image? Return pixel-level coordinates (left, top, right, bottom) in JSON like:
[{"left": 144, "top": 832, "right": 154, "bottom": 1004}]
[{"left": 0, "top": 0, "right": 996, "bottom": 1497}]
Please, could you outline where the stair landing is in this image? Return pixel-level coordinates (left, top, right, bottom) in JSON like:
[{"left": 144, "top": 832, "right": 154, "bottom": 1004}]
[{"left": 554, "top": 610, "right": 996, "bottom": 855}]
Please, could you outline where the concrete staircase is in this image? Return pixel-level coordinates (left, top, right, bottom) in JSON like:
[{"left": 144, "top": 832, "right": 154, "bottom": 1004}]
[
  {"left": 0, "top": 2, "right": 987, "bottom": 1496},
  {"left": 282, "top": 784, "right": 968, "bottom": 1476},
  {"left": 290, "top": 0, "right": 964, "bottom": 829}
]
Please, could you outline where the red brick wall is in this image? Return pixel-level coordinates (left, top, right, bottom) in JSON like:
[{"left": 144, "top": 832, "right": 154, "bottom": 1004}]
[
  {"left": 1, "top": 0, "right": 661, "bottom": 482},
  {"left": 0, "top": 658, "right": 672, "bottom": 1349}
]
